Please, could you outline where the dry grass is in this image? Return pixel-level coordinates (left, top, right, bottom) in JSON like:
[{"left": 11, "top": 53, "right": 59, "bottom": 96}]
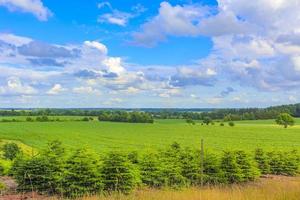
[{"left": 81, "top": 177, "right": 300, "bottom": 200}]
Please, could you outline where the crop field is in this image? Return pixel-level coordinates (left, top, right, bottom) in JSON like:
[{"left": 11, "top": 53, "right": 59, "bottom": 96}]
[{"left": 0, "top": 117, "right": 299, "bottom": 152}]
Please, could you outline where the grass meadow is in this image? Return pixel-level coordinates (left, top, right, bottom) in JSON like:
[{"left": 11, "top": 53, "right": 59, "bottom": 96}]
[
  {"left": 65, "top": 176, "right": 300, "bottom": 200},
  {"left": 0, "top": 117, "right": 299, "bottom": 152}
]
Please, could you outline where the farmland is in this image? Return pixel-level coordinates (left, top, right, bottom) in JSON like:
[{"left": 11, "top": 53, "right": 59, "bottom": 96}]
[{"left": 0, "top": 117, "right": 299, "bottom": 152}]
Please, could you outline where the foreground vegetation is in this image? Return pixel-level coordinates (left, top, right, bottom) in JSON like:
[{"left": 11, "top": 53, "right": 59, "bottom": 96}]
[
  {"left": 0, "top": 141, "right": 298, "bottom": 198},
  {"left": 81, "top": 177, "right": 300, "bottom": 200}
]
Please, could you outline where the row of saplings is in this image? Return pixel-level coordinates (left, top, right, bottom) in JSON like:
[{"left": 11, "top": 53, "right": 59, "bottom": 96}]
[{"left": 3, "top": 141, "right": 299, "bottom": 198}]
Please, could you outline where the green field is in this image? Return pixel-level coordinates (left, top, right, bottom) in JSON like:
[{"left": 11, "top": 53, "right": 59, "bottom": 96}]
[{"left": 0, "top": 117, "right": 299, "bottom": 152}]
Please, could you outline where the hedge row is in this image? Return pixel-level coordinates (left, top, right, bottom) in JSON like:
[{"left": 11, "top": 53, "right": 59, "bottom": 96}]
[{"left": 8, "top": 141, "right": 300, "bottom": 198}]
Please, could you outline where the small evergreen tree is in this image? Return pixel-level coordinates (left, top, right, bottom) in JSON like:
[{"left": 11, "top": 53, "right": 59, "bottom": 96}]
[
  {"left": 101, "top": 151, "right": 138, "bottom": 194},
  {"left": 220, "top": 151, "right": 243, "bottom": 183},
  {"left": 2, "top": 143, "right": 21, "bottom": 160},
  {"left": 254, "top": 148, "right": 270, "bottom": 174},
  {"left": 139, "top": 151, "right": 164, "bottom": 187},
  {"left": 63, "top": 149, "right": 102, "bottom": 197},
  {"left": 235, "top": 151, "right": 260, "bottom": 182}
]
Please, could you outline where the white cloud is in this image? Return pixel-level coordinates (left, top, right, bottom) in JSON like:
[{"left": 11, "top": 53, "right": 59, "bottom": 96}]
[
  {"left": 102, "top": 57, "right": 125, "bottom": 74},
  {"left": 0, "top": 77, "right": 37, "bottom": 96},
  {"left": 84, "top": 41, "right": 108, "bottom": 55},
  {"left": 47, "top": 84, "right": 66, "bottom": 95},
  {"left": 98, "top": 10, "right": 133, "bottom": 26},
  {"left": 0, "top": 0, "right": 52, "bottom": 21},
  {"left": 73, "top": 86, "right": 101, "bottom": 95},
  {"left": 132, "top": 1, "right": 209, "bottom": 47}
]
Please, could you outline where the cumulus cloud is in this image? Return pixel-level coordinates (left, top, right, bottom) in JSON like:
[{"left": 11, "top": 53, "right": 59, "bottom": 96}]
[
  {"left": 132, "top": 1, "right": 210, "bottom": 47},
  {"left": 97, "top": 2, "right": 145, "bottom": 27},
  {"left": 47, "top": 84, "right": 66, "bottom": 95},
  {"left": 0, "top": 0, "right": 52, "bottom": 21},
  {"left": 0, "top": 77, "right": 37, "bottom": 96}
]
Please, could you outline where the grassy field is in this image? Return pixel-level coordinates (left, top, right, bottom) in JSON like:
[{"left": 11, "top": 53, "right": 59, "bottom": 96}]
[
  {"left": 81, "top": 177, "right": 300, "bottom": 200},
  {"left": 0, "top": 117, "right": 299, "bottom": 152}
]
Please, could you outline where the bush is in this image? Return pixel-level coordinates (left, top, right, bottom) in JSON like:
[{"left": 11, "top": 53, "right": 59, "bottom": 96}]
[
  {"left": 12, "top": 141, "right": 66, "bottom": 194},
  {"left": 139, "top": 152, "right": 164, "bottom": 187},
  {"left": 221, "top": 151, "right": 243, "bottom": 183},
  {"left": 254, "top": 148, "right": 270, "bottom": 174},
  {"left": 228, "top": 121, "right": 235, "bottom": 127},
  {"left": 2, "top": 143, "right": 21, "bottom": 160},
  {"left": 26, "top": 117, "right": 33, "bottom": 122},
  {"left": 220, "top": 123, "right": 225, "bottom": 126},
  {"left": 101, "top": 152, "right": 138, "bottom": 194},
  {"left": 235, "top": 151, "right": 260, "bottom": 181},
  {"left": 62, "top": 149, "right": 102, "bottom": 197}
]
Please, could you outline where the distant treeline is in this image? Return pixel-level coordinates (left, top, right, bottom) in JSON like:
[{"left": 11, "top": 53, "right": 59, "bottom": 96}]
[
  {"left": 98, "top": 111, "right": 154, "bottom": 123},
  {"left": 1, "top": 103, "right": 300, "bottom": 121},
  {"left": 152, "top": 103, "right": 300, "bottom": 121},
  {"left": 2, "top": 141, "right": 299, "bottom": 198}
]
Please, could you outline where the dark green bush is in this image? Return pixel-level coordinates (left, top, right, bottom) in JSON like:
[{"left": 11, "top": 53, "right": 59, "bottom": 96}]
[
  {"left": 221, "top": 151, "right": 243, "bottom": 183},
  {"left": 2, "top": 143, "right": 21, "bottom": 160},
  {"left": 101, "top": 152, "right": 139, "bottom": 194},
  {"left": 62, "top": 149, "right": 102, "bottom": 197},
  {"left": 235, "top": 151, "right": 260, "bottom": 181},
  {"left": 254, "top": 148, "right": 270, "bottom": 174},
  {"left": 139, "top": 152, "right": 164, "bottom": 187}
]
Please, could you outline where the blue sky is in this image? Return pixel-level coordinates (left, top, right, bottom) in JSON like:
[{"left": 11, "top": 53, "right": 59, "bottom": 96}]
[{"left": 0, "top": 0, "right": 300, "bottom": 108}]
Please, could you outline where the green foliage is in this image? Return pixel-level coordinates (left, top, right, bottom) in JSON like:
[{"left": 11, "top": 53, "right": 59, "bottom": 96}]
[
  {"left": 101, "top": 152, "right": 139, "bottom": 194},
  {"left": 158, "top": 143, "right": 187, "bottom": 188},
  {"left": 186, "top": 118, "right": 195, "bottom": 125},
  {"left": 0, "top": 181, "right": 6, "bottom": 192},
  {"left": 2, "top": 143, "right": 21, "bottom": 160},
  {"left": 267, "top": 150, "right": 299, "bottom": 176},
  {"left": 139, "top": 152, "right": 164, "bottom": 187},
  {"left": 275, "top": 113, "right": 295, "bottom": 128},
  {"left": 235, "top": 151, "right": 260, "bottom": 181},
  {"left": 98, "top": 111, "right": 154, "bottom": 123},
  {"left": 203, "top": 117, "right": 212, "bottom": 125},
  {"left": 62, "top": 149, "right": 102, "bottom": 197},
  {"left": 36, "top": 115, "right": 49, "bottom": 122},
  {"left": 254, "top": 148, "right": 271, "bottom": 174},
  {"left": 221, "top": 151, "right": 243, "bottom": 183},
  {"left": 12, "top": 141, "right": 66, "bottom": 194},
  {"left": 228, "top": 121, "right": 235, "bottom": 127}
]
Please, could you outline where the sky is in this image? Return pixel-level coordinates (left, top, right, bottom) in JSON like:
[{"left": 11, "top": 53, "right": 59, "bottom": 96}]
[{"left": 0, "top": 0, "right": 300, "bottom": 108}]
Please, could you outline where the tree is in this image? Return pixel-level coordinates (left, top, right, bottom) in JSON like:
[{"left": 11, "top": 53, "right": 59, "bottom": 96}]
[
  {"left": 63, "top": 149, "right": 102, "bottom": 197},
  {"left": 101, "top": 152, "right": 139, "bottom": 194},
  {"left": 186, "top": 118, "right": 195, "bottom": 125},
  {"left": 275, "top": 113, "right": 295, "bottom": 128},
  {"left": 2, "top": 143, "right": 21, "bottom": 160},
  {"left": 203, "top": 117, "right": 212, "bottom": 125}
]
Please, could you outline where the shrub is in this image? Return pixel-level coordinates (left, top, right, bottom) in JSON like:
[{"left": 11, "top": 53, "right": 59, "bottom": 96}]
[
  {"left": 220, "top": 123, "right": 224, "bottom": 126},
  {"left": 101, "top": 152, "right": 138, "bottom": 194},
  {"left": 235, "top": 151, "right": 260, "bottom": 181},
  {"left": 221, "top": 151, "right": 243, "bottom": 183},
  {"left": 62, "top": 149, "right": 102, "bottom": 197},
  {"left": 228, "top": 121, "right": 235, "bottom": 127},
  {"left": 158, "top": 143, "right": 187, "bottom": 188},
  {"left": 2, "top": 143, "right": 21, "bottom": 160},
  {"left": 254, "top": 148, "right": 270, "bottom": 174},
  {"left": 12, "top": 141, "right": 66, "bottom": 194},
  {"left": 26, "top": 117, "right": 33, "bottom": 122},
  {"left": 139, "top": 152, "right": 164, "bottom": 187}
]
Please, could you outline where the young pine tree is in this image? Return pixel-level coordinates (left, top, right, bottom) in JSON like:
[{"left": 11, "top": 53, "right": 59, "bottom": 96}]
[
  {"left": 254, "top": 148, "right": 270, "bottom": 175},
  {"left": 235, "top": 151, "right": 260, "bottom": 182},
  {"left": 62, "top": 149, "right": 102, "bottom": 198},
  {"left": 220, "top": 151, "right": 243, "bottom": 183},
  {"left": 101, "top": 151, "right": 139, "bottom": 194}
]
